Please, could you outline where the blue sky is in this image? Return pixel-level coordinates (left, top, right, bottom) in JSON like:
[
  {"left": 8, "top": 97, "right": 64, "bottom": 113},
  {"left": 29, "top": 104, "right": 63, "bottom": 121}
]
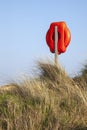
[{"left": 0, "top": 0, "right": 87, "bottom": 85}]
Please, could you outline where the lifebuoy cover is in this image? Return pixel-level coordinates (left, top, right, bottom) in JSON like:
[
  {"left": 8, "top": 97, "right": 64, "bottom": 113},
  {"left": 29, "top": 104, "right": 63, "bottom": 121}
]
[{"left": 46, "top": 21, "right": 71, "bottom": 54}]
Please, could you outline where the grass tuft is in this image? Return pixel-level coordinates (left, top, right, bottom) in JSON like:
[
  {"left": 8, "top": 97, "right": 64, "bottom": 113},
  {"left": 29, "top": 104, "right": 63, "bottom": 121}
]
[{"left": 0, "top": 61, "right": 87, "bottom": 130}]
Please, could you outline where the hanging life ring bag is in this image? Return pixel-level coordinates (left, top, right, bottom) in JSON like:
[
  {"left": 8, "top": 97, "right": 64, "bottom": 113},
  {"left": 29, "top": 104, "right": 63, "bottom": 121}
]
[{"left": 46, "top": 21, "right": 71, "bottom": 54}]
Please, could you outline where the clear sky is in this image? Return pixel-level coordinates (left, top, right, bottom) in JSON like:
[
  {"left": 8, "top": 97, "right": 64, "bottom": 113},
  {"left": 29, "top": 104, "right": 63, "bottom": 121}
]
[{"left": 0, "top": 0, "right": 87, "bottom": 85}]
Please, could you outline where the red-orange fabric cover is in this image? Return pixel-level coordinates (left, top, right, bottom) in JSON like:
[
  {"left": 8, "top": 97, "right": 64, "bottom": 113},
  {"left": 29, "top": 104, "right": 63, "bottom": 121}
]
[{"left": 46, "top": 21, "right": 71, "bottom": 54}]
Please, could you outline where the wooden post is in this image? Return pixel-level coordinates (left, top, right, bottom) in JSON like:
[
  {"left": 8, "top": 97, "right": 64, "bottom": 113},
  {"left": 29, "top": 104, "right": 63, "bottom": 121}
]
[{"left": 54, "top": 26, "right": 58, "bottom": 65}]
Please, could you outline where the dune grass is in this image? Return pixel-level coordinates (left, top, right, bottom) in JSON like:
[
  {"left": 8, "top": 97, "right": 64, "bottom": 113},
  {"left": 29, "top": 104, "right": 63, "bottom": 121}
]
[{"left": 0, "top": 61, "right": 87, "bottom": 130}]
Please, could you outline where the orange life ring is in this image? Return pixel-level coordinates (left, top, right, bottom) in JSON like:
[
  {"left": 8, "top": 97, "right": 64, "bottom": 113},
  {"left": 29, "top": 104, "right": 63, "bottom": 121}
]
[{"left": 46, "top": 21, "right": 71, "bottom": 54}]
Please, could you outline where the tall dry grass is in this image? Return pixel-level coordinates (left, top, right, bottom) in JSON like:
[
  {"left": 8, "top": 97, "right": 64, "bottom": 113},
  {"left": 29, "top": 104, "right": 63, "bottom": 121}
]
[{"left": 0, "top": 61, "right": 87, "bottom": 130}]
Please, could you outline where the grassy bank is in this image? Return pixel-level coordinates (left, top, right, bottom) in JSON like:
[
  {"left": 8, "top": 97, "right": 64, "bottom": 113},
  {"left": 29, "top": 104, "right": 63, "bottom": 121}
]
[{"left": 0, "top": 62, "right": 87, "bottom": 130}]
